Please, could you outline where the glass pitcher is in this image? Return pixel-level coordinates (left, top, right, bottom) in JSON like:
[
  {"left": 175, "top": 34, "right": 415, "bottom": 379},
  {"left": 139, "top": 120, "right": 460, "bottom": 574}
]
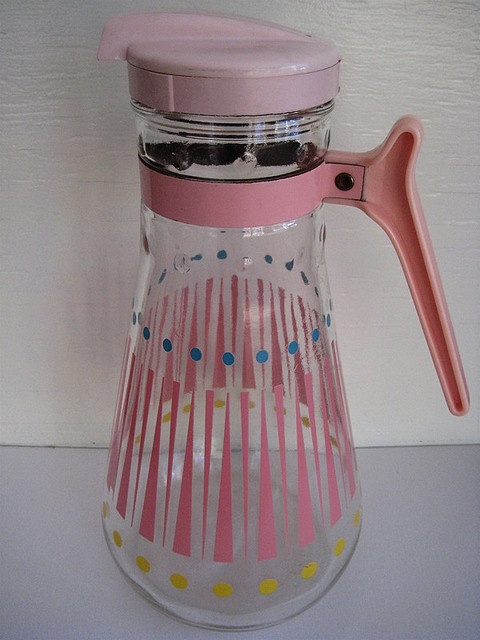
[{"left": 97, "top": 12, "right": 469, "bottom": 630}]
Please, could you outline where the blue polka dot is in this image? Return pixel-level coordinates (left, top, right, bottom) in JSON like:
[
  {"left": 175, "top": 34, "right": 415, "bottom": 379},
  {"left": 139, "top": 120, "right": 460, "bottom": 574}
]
[
  {"left": 190, "top": 347, "right": 202, "bottom": 361},
  {"left": 301, "top": 271, "right": 309, "bottom": 285},
  {"left": 288, "top": 341, "right": 299, "bottom": 355},
  {"left": 138, "top": 312, "right": 143, "bottom": 325},
  {"left": 285, "top": 259, "right": 294, "bottom": 271},
  {"left": 143, "top": 327, "right": 150, "bottom": 340},
  {"left": 326, "top": 314, "right": 332, "bottom": 327},
  {"left": 163, "top": 338, "right": 173, "bottom": 352},
  {"left": 312, "top": 328, "right": 320, "bottom": 342},
  {"left": 264, "top": 255, "right": 273, "bottom": 264},
  {"left": 256, "top": 350, "right": 269, "bottom": 364},
  {"left": 132, "top": 312, "right": 136, "bottom": 325},
  {"left": 217, "top": 250, "right": 227, "bottom": 260},
  {"left": 222, "top": 352, "right": 235, "bottom": 366},
  {"left": 159, "top": 269, "right": 167, "bottom": 284},
  {"left": 191, "top": 254, "right": 203, "bottom": 261}
]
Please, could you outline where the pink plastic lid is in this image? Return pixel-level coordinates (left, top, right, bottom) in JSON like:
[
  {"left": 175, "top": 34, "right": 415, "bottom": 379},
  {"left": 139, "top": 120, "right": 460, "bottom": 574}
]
[{"left": 98, "top": 12, "right": 340, "bottom": 115}]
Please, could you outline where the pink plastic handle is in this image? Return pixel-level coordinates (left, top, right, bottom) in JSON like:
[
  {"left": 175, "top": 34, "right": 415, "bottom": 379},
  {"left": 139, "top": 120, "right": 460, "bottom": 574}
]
[{"left": 324, "top": 116, "right": 469, "bottom": 416}]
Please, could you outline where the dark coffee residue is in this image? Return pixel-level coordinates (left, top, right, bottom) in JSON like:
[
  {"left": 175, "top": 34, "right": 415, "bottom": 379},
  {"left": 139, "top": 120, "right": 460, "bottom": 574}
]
[{"left": 141, "top": 141, "right": 319, "bottom": 172}]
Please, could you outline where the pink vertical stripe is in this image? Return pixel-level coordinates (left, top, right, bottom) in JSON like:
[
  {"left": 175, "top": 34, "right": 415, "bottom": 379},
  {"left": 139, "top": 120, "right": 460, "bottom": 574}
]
[
  {"left": 298, "top": 295, "right": 311, "bottom": 372},
  {"left": 135, "top": 310, "right": 149, "bottom": 376},
  {"left": 162, "top": 380, "right": 180, "bottom": 546},
  {"left": 290, "top": 294, "right": 307, "bottom": 405},
  {"left": 203, "top": 278, "right": 214, "bottom": 384},
  {"left": 139, "top": 379, "right": 165, "bottom": 542},
  {"left": 131, "top": 368, "right": 155, "bottom": 524},
  {"left": 163, "top": 293, "right": 176, "bottom": 404},
  {"left": 175, "top": 286, "right": 189, "bottom": 380},
  {"left": 116, "top": 364, "right": 143, "bottom": 519},
  {"left": 231, "top": 275, "right": 239, "bottom": 385},
  {"left": 257, "top": 391, "right": 277, "bottom": 561},
  {"left": 240, "top": 391, "right": 250, "bottom": 559},
  {"left": 184, "top": 284, "right": 198, "bottom": 394},
  {"left": 173, "top": 392, "right": 195, "bottom": 557},
  {"left": 325, "top": 355, "right": 347, "bottom": 503},
  {"left": 310, "top": 307, "right": 323, "bottom": 365},
  {"left": 147, "top": 304, "right": 159, "bottom": 371},
  {"left": 202, "top": 390, "right": 214, "bottom": 559},
  {"left": 258, "top": 279, "right": 266, "bottom": 388},
  {"left": 270, "top": 285, "right": 283, "bottom": 389},
  {"left": 274, "top": 384, "right": 289, "bottom": 550},
  {"left": 258, "top": 279, "right": 265, "bottom": 347},
  {"left": 107, "top": 344, "right": 134, "bottom": 491},
  {"left": 145, "top": 308, "right": 154, "bottom": 372},
  {"left": 295, "top": 383, "right": 316, "bottom": 548},
  {"left": 214, "top": 394, "right": 233, "bottom": 562},
  {"left": 304, "top": 373, "right": 325, "bottom": 526},
  {"left": 278, "top": 288, "right": 291, "bottom": 393},
  {"left": 154, "top": 295, "right": 169, "bottom": 378},
  {"left": 242, "top": 279, "right": 256, "bottom": 389},
  {"left": 320, "top": 360, "right": 342, "bottom": 526},
  {"left": 213, "top": 279, "right": 226, "bottom": 389},
  {"left": 331, "top": 341, "right": 356, "bottom": 498}
]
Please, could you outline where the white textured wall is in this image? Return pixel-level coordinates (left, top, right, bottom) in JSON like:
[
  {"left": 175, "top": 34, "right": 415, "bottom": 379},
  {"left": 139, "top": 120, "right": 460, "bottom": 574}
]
[{"left": 1, "top": 0, "right": 479, "bottom": 447}]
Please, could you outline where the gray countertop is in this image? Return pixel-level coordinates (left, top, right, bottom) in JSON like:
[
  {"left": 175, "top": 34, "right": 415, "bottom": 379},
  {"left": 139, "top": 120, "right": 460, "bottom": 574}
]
[{"left": 1, "top": 445, "right": 479, "bottom": 639}]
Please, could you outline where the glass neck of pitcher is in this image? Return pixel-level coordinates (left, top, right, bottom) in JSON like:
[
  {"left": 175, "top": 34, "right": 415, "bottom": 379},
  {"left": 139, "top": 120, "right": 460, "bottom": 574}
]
[{"left": 133, "top": 100, "right": 334, "bottom": 182}]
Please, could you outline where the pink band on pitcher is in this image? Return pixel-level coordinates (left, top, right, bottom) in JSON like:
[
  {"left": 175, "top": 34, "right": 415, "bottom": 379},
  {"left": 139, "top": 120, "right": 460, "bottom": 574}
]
[{"left": 139, "top": 160, "right": 364, "bottom": 227}]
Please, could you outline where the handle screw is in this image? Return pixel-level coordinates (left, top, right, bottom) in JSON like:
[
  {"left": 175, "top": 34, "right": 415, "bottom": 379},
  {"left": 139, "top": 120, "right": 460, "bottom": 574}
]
[{"left": 335, "top": 172, "right": 355, "bottom": 191}]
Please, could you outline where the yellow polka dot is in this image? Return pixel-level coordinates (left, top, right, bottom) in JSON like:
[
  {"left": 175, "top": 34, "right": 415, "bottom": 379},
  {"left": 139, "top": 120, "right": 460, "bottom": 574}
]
[
  {"left": 214, "top": 399, "right": 226, "bottom": 408},
  {"left": 259, "top": 579, "right": 278, "bottom": 595},
  {"left": 170, "top": 573, "right": 188, "bottom": 590},
  {"left": 102, "top": 501, "right": 110, "bottom": 518},
  {"left": 301, "top": 562, "right": 318, "bottom": 580},
  {"left": 112, "top": 530, "right": 122, "bottom": 548},
  {"left": 334, "top": 538, "right": 345, "bottom": 556},
  {"left": 249, "top": 400, "right": 256, "bottom": 409},
  {"left": 354, "top": 509, "right": 361, "bottom": 528},
  {"left": 162, "top": 412, "right": 171, "bottom": 423},
  {"left": 136, "top": 556, "right": 150, "bottom": 572},
  {"left": 183, "top": 404, "right": 191, "bottom": 413},
  {"left": 135, "top": 434, "right": 142, "bottom": 444},
  {"left": 212, "top": 582, "right": 233, "bottom": 598},
  {"left": 302, "top": 416, "right": 311, "bottom": 428},
  {"left": 330, "top": 436, "right": 338, "bottom": 448}
]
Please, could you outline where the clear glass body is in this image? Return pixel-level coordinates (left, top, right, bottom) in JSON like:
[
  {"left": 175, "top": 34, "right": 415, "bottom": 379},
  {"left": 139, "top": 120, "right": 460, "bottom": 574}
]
[{"left": 102, "top": 104, "right": 361, "bottom": 630}]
